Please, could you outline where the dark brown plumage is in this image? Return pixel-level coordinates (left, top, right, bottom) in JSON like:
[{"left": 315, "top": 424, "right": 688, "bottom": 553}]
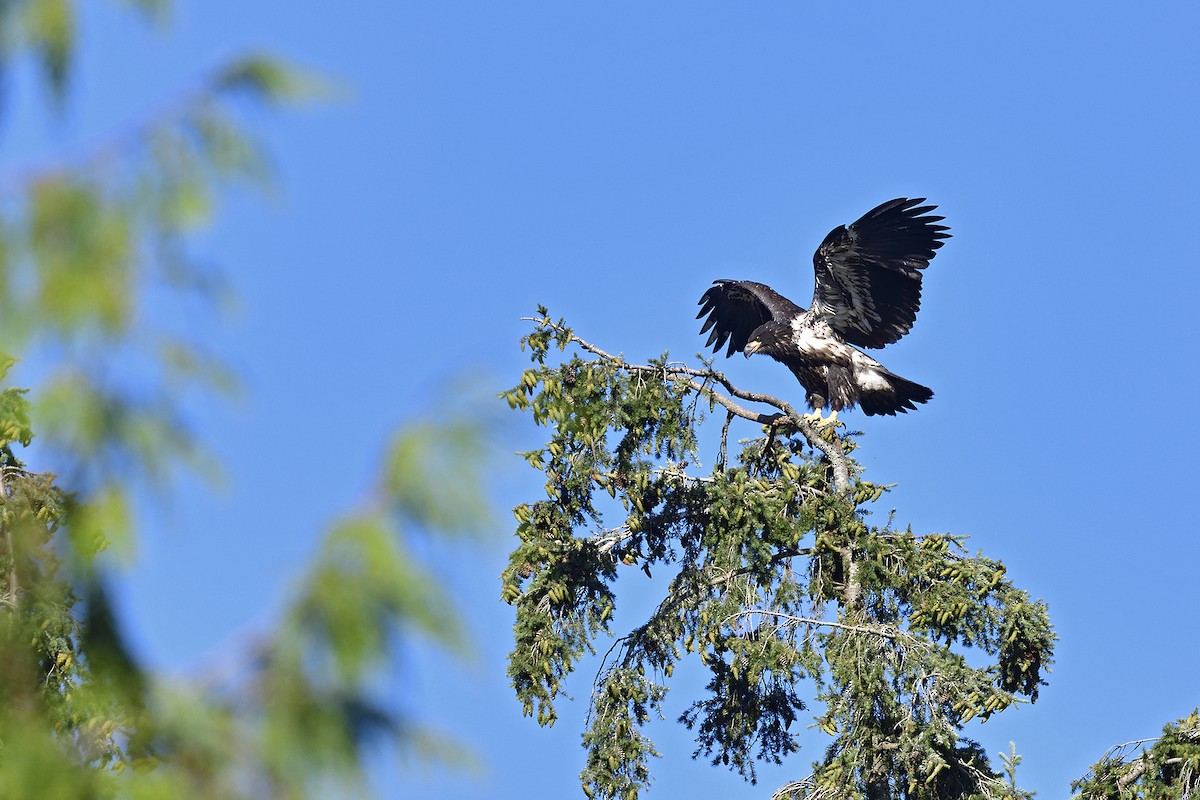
[{"left": 696, "top": 198, "right": 949, "bottom": 417}]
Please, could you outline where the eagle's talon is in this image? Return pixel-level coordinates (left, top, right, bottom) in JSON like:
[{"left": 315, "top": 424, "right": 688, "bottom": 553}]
[{"left": 801, "top": 409, "right": 840, "bottom": 429}]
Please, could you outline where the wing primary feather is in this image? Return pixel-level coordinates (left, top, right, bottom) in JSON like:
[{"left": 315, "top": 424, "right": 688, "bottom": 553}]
[
  {"left": 810, "top": 197, "right": 950, "bottom": 349},
  {"left": 694, "top": 279, "right": 804, "bottom": 359}
]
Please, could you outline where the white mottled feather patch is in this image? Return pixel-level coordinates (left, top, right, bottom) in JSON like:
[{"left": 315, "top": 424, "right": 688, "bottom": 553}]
[
  {"left": 849, "top": 351, "right": 890, "bottom": 391},
  {"left": 856, "top": 368, "right": 890, "bottom": 391},
  {"left": 791, "top": 317, "right": 842, "bottom": 358}
]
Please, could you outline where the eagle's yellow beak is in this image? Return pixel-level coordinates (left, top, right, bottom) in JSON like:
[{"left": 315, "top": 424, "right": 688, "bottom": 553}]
[{"left": 743, "top": 340, "right": 761, "bottom": 358}]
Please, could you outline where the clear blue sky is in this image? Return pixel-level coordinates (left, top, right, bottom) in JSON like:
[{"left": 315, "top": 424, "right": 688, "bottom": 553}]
[{"left": 6, "top": 2, "right": 1199, "bottom": 798}]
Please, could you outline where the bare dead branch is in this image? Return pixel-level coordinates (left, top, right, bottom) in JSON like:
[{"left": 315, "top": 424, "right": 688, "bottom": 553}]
[{"left": 717, "top": 410, "right": 733, "bottom": 472}]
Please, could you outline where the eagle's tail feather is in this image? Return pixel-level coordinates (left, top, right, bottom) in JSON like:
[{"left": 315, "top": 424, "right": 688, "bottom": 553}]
[{"left": 856, "top": 369, "right": 933, "bottom": 416}]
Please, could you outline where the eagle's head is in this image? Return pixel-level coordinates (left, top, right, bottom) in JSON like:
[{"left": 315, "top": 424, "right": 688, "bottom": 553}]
[{"left": 743, "top": 322, "right": 791, "bottom": 359}]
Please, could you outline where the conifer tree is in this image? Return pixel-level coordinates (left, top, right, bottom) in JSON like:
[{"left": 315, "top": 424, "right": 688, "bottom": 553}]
[{"left": 503, "top": 309, "right": 1056, "bottom": 800}]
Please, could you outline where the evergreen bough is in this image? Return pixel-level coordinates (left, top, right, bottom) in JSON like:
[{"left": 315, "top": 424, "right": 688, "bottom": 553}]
[{"left": 502, "top": 308, "right": 1056, "bottom": 800}]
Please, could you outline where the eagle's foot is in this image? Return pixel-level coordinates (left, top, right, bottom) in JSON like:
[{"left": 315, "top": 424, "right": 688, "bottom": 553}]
[{"left": 802, "top": 409, "right": 840, "bottom": 429}]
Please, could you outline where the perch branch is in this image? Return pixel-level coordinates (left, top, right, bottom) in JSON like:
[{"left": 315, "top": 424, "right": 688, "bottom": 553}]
[{"left": 525, "top": 317, "right": 852, "bottom": 492}]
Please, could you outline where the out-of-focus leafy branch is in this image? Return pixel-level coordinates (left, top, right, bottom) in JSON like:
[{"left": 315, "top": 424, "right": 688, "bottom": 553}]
[
  {"left": 1, "top": 391, "right": 490, "bottom": 796},
  {"left": 0, "top": 0, "right": 178, "bottom": 110},
  {"left": 142, "top": 415, "right": 490, "bottom": 798},
  {"left": 0, "top": 25, "right": 325, "bottom": 560},
  {"left": 0, "top": 2, "right": 487, "bottom": 797}
]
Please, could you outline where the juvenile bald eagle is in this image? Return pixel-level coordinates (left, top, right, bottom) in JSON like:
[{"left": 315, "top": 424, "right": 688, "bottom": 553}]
[{"left": 696, "top": 198, "right": 949, "bottom": 421}]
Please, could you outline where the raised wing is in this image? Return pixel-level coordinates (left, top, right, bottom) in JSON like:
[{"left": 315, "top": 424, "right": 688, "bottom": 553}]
[
  {"left": 811, "top": 197, "right": 950, "bottom": 349},
  {"left": 696, "top": 280, "right": 804, "bottom": 357}
]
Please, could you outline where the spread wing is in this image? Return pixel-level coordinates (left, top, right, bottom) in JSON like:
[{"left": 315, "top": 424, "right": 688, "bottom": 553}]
[
  {"left": 696, "top": 280, "right": 804, "bottom": 357},
  {"left": 811, "top": 197, "right": 950, "bottom": 349}
]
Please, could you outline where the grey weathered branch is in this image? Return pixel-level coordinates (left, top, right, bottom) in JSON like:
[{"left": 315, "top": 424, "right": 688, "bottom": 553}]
[
  {"left": 1101, "top": 726, "right": 1200, "bottom": 790},
  {"left": 717, "top": 410, "right": 734, "bottom": 472}
]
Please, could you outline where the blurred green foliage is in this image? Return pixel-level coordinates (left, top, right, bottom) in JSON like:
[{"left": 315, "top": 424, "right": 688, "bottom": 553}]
[{"left": 0, "top": 2, "right": 484, "bottom": 797}]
